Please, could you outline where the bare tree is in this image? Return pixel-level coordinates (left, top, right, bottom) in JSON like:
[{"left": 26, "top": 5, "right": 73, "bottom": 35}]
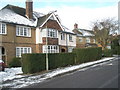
[{"left": 92, "top": 18, "right": 118, "bottom": 50}]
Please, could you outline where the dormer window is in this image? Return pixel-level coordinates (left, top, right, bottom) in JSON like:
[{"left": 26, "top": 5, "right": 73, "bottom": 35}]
[
  {"left": 0, "top": 23, "right": 7, "bottom": 35},
  {"left": 16, "top": 26, "right": 31, "bottom": 37}
]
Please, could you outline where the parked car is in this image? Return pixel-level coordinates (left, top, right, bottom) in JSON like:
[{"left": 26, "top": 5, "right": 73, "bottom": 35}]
[{"left": 0, "top": 59, "right": 5, "bottom": 71}]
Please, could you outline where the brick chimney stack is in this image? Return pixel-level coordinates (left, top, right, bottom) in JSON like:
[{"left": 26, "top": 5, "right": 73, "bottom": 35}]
[
  {"left": 74, "top": 23, "right": 78, "bottom": 29},
  {"left": 26, "top": 0, "right": 33, "bottom": 19}
]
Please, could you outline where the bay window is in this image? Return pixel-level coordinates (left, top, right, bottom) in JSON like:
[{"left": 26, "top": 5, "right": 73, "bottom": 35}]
[{"left": 43, "top": 45, "right": 59, "bottom": 53}]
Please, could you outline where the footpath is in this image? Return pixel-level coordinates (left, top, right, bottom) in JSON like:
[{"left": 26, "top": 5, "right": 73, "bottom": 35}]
[{"left": 1, "top": 56, "right": 119, "bottom": 89}]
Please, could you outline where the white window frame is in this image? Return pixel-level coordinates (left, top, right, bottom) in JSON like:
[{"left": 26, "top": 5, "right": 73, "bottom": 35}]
[
  {"left": 61, "top": 33, "right": 65, "bottom": 40},
  {"left": 43, "top": 45, "right": 59, "bottom": 53},
  {"left": 16, "top": 25, "right": 31, "bottom": 37},
  {"left": 86, "top": 37, "right": 90, "bottom": 43},
  {"left": 69, "top": 34, "right": 73, "bottom": 41},
  {"left": 79, "top": 37, "right": 83, "bottom": 42},
  {"left": 16, "top": 47, "right": 32, "bottom": 57},
  {"left": 47, "top": 28, "right": 57, "bottom": 38},
  {"left": 0, "top": 23, "right": 7, "bottom": 35},
  {"left": 93, "top": 39, "right": 96, "bottom": 43}
]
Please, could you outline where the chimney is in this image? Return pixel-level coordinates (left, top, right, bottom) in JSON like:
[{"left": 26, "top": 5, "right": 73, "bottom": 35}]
[
  {"left": 74, "top": 23, "right": 78, "bottom": 29},
  {"left": 26, "top": 0, "right": 33, "bottom": 19}
]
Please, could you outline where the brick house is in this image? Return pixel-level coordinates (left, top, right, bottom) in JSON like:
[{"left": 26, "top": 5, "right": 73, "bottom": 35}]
[
  {"left": 73, "top": 23, "right": 97, "bottom": 48},
  {"left": 0, "top": 0, "right": 76, "bottom": 65}
]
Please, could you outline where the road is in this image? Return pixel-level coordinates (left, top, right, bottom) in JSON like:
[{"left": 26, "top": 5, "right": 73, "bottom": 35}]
[{"left": 26, "top": 57, "right": 120, "bottom": 88}]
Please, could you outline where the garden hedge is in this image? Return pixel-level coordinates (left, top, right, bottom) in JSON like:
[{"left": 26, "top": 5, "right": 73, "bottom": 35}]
[
  {"left": 22, "top": 53, "right": 75, "bottom": 74},
  {"left": 9, "top": 57, "right": 21, "bottom": 67},
  {"left": 73, "top": 47, "right": 102, "bottom": 64},
  {"left": 22, "top": 47, "right": 102, "bottom": 74}
]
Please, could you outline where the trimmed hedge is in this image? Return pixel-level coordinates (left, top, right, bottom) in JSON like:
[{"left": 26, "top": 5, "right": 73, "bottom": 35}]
[
  {"left": 22, "top": 47, "right": 102, "bottom": 74},
  {"left": 48, "top": 53, "right": 75, "bottom": 69},
  {"left": 22, "top": 53, "right": 75, "bottom": 74},
  {"left": 111, "top": 38, "right": 120, "bottom": 55},
  {"left": 112, "top": 46, "right": 120, "bottom": 55},
  {"left": 102, "top": 49, "right": 113, "bottom": 57},
  {"left": 73, "top": 47, "right": 102, "bottom": 64},
  {"left": 22, "top": 53, "right": 46, "bottom": 74},
  {"left": 9, "top": 57, "right": 21, "bottom": 67}
]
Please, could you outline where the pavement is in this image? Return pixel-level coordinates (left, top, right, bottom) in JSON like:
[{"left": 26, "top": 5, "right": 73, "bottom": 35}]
[
  {"left": 25, "top": 56, "right": 120, "bottom": 88},
  {"left": 1, "top": 56, "right": 119, "bottom": 89}
]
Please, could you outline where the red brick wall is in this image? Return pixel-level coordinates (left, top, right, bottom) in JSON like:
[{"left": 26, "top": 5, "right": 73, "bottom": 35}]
[
  {"left": 42, "top": 37, "right": 58, "bottom": 45},
  {"left": 43, "top": 20, "right": 62, "bottom": 31}
]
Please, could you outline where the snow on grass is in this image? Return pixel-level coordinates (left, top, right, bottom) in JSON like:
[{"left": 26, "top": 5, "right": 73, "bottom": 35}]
[
  {"left": 0, "top": 57, "right": 116, "bottom": 88},
  {"left": 0, "top": 67, "right": 23, "bottom": 82}
]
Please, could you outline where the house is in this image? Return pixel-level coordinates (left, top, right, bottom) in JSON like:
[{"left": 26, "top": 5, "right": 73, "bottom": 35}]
[
  {"left": 73, "top": 23, "right": 97, "bottom": 48},
  {"left": 0, "top": 0, "right": 76, "bottom": 65}
]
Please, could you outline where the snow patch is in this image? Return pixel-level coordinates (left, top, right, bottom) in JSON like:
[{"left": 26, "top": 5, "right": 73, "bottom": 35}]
[{"left": 0, "top": 57, "right": 116, "bottom": 88}]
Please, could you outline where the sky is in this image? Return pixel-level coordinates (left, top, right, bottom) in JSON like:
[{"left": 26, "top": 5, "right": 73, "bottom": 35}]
[{"left": 0, "top": 0, "right": 119, "bottom": 30}]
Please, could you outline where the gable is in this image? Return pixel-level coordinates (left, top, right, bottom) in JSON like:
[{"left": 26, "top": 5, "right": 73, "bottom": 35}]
[
  {"left": 42, "top": 19, "right": 63, "bottom": 31},
  {"left": 38, "top": 13, "right": 64, "bottom": 31}
]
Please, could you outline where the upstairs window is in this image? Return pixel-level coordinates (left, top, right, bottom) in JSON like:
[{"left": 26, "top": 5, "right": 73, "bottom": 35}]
[
  {"left": 16, "top": 26, "right": 31, "bottom": 37},
  {"left": 69, "top": 35, "right": 72, "bottom": 41},
  {"left": 79, "top": 37, "right": 83, "bottom": 42},
  {"left": 86, "top": 37, "right": 90, "bottom": 43},
  {"left": 0, "top": 23, "right": 7, "bottom": 34},
  {"left": 47, "top": 28, "right": 57, "bottom": 38},
  {"left": 61, "top": 33, "right": 65, "bottom": 40}
]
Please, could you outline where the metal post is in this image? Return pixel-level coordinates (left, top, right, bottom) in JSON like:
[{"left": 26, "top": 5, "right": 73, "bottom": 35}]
[{"left": 46, "top": 14, "right": 49, "bottom": 71}]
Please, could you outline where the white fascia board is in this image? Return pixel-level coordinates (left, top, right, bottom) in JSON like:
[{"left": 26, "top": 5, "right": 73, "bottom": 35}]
[{"left": 40, "top": 13, "right": 64, "bottom": 31}]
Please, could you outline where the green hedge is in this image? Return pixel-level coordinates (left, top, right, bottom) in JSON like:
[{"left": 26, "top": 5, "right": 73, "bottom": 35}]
[
  {"left": 112, "top": 46, "right": 120, "bottom": 55},
  {"left": 102, "top": 49, "right": 113, "bottom": 57},
  {"left": 48, "top": 53, "right": 75, "bottom": 69},
  {"left": 9, "top": 57, "right": 21, "bottom": 67},
  {"left": 22, "top": 53, "right": 46, "bottom": 74},
  {"left": 22, "top": 53, "right": 75, "bottom": 74},
  {"left": 73, "top": 47, "right": 102, "bottom": 64},
  {"left": 22, "top": 47, "right": 102, "bottom": 74}
]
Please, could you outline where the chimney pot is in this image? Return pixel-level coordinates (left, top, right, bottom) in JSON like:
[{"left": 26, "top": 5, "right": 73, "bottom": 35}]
[{"left": 74, "top": 23, "right": 78, "bottom": 29}]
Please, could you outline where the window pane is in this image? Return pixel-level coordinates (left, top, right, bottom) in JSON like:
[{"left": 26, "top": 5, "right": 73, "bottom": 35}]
[
  {"left": 21, "top": 48, "right": 23, "bottom": 54},
  {"left": 16, "top": 48, "right": 20, "bottom": 57},
  {"left": 24, "top": 28, "right": 27, "bottom": 36},
  {"left": 0, "top": 23, "right": 1, "bottom": 34},
  {"left": 20, "top": 27, "right": 23, "bottom": 36},
  {"left": 24, "top": 48, "right": 27, "bottom": 53},
  {"left": 16, "top": 27, "right": 19, "bottom": 36}
]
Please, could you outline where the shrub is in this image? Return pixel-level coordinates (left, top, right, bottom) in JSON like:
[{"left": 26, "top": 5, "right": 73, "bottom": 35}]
[
  {"left": 114, "top": 46, "right": 120, "bottom": 55},
  {"left": 9, "top": 57, "right": 21, "bottom": 67},
  {"left": 22, "top": 53, "right": 75, "bottom": 74},
  {"left": 73, "top": 47, "right": 102, "bottom": 64},
  {"left": 111, "top": 38, "right": 120, "bottom": 55},
  {"left": 22, "top": 53, "right": 46, "bottom": 74},
  {"left": 102, "top": 49, "right": 113, "bottom": 57},
  {"left": 22, "top": 47, "right": 102, "bottom": 74},
  {"left": 48, "top": 53, "right": 75, "bottom": 70}
]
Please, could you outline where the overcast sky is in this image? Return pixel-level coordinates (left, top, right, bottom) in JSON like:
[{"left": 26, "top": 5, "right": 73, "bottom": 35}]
[{"left": 0, "top": 0, "right": 119, "bottom": 30}]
